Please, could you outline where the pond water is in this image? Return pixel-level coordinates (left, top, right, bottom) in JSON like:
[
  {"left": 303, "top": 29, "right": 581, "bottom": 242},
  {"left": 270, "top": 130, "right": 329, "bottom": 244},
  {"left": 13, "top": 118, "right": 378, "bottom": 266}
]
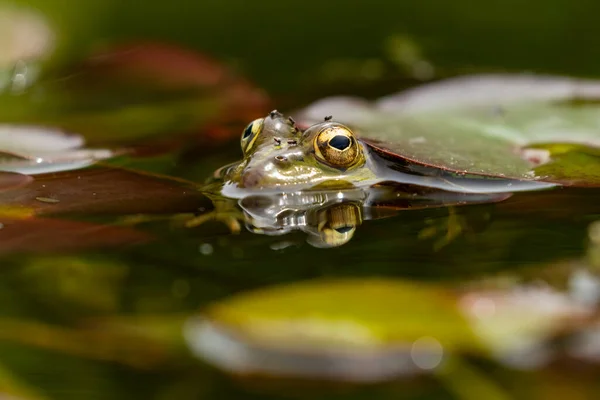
[{"left": 2, "top": 1, "right": 600, "bottom": 399}]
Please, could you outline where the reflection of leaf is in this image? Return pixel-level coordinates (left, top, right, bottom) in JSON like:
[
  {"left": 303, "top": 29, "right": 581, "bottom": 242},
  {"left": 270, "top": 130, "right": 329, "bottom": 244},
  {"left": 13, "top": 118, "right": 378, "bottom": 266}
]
[
  {"left": 0, "top": 318, "right": 171, "bottom": 369},
  {"left": 297, "top": 74, "right": 600, "bottom": 186},
  {"left": 18, "top": 257, "right": 128, "bottom": 314},
  {"left": 0, "top": 217, "right": 151, "bottom": 255}
]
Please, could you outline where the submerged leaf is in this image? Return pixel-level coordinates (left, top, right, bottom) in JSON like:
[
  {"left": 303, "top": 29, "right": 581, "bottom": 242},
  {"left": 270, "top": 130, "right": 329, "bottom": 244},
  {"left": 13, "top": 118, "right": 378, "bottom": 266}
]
[{"left": 297, "top": 74, "right": 600, "bottom": 186}]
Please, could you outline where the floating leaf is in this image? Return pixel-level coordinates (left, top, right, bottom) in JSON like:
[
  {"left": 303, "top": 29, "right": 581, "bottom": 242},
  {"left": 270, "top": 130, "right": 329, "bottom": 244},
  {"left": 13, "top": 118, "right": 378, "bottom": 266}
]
[
  {"left": 0, "top": 166, "right": 210, "bottom": 217},
  {"left": 186, "top": 278, "right": 594, "bottom": 381},
  {"left": 297, "top": 74, "right": 600, "bottom": 186},
  {"left": 0, "top": 171, "right": 32, "bottom": 192},
  {"left": 459, "top": 285, "right": 592, "bottom": 369},
  {"left": 0, "top": 124, "right": 114, "bottom": 175},
  {"left": 185, "top": 278, "right": 479, "bottom": 381}
]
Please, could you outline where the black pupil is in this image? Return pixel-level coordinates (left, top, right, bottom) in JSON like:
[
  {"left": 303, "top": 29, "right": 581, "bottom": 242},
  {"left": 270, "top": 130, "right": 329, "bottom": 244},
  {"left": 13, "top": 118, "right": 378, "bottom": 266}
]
[
  {"left": 329, "top": 135, "right": 351, "bottom": 150},
  {"left": 243, "top": 123, "right": 253, "bottom": 139},
  {"left": 334, "top": 226, "right": 354, "bottom": 234}
]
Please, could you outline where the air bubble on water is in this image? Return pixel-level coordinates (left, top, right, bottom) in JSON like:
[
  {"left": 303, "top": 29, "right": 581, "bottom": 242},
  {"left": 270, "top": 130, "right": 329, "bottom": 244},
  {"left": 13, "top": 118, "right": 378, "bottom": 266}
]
[
  {"left": 199, "top": 243, "right": 214, "bottom": 255},
  {"left": 411, "top": 336, "right": 444, "bottom": 370}
]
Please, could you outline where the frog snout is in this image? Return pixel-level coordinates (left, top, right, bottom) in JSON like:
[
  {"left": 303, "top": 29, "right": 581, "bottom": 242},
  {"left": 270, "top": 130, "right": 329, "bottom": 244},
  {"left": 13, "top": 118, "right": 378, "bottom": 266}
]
[{"left": 240, "top": 168, "right": 264, "bottom": 188}]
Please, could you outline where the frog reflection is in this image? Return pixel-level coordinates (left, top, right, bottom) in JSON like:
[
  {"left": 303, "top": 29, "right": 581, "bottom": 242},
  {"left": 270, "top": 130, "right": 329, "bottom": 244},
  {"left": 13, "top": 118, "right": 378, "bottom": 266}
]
[
  {"left": 188, "top": 184, "right": 501, "bottom": 248},
  {"left": 239, "top": 192, "right": 363, "bottom": 248}
]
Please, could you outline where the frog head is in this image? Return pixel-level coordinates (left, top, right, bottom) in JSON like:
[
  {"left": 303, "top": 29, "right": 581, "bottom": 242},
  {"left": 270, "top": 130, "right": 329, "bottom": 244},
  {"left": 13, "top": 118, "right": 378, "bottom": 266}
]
[{"left": 223, "top": 110, "right": 377, "bottom": 191}]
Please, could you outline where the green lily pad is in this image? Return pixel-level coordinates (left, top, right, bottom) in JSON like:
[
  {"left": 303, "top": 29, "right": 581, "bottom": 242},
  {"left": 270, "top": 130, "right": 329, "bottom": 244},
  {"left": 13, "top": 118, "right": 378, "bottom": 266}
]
[
  {"left": 185, "top": 277, "right": 593, "bottom": 381},
  {"left": 185, "top": 278, "right": 481, "bottom": 381},
  {"left": 297, "top": 74, "right": 600, "bottom": 186},
  {"left": 200, "top": 278, "right": 475, "bottom": 351}
]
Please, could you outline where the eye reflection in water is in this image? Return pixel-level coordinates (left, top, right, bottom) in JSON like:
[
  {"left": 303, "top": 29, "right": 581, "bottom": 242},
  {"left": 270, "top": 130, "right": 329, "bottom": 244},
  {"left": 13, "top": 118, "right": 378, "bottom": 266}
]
[{"left": 192, "top": 185, "right": 510, "bottom": 249}]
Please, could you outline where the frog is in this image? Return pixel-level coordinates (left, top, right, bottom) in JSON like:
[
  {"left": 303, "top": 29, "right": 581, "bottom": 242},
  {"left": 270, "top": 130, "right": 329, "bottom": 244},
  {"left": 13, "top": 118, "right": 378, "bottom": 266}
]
[
  {"left": 213, "top": 109, "right": 380, "bottom": 196},
  {"left": 181, "top": 110, "right": 378, "bottom": 247}
]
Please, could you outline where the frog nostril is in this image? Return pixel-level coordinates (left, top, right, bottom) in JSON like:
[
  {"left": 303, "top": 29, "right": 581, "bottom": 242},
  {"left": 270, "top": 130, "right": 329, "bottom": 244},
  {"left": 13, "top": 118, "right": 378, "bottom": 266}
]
[{"left": 275, "top": 155, "right": 287, "bottom": 162}]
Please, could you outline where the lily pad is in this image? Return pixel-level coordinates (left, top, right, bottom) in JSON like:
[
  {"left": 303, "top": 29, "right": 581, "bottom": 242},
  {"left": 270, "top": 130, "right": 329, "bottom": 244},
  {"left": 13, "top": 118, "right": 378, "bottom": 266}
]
[
  {"left": 0, "top": 171, "right": 33, "bottom": 192},
  {"left": 0, "top": 124, "right": 114, "bottom": 175},
  {"left": 185, "top": 278, "right": 480, "bottom": 381},
  {"left": 0, "top": 166, "right": 210, "bottom": 216},
  {"left": 185, "top": 278, "right": 593, "bottom": 381},
  {"left": 297, "top": 74, "right": 600, "bottom": 186}
]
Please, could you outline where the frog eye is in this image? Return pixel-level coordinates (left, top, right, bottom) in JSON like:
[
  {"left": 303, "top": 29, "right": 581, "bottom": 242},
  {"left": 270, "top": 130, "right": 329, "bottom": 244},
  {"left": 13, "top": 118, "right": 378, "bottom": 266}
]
[
  {"left": 241, "top": 118, "right": 264, "bottom": 153},
  {"left": 313, "top": 124, "right": 360, "bottom": 168}
]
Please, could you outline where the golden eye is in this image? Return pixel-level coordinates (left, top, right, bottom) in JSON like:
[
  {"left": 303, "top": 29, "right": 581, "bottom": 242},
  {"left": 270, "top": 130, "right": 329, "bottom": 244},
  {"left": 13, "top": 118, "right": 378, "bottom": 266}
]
[
  {"left": 313, "top": 124, "right": 359, "bottom": 168},
  {"left": 308, "top": 203, "right": 362, "bottom": 248},
  {"left": 241, "top": 118, "right": 264, "bottom": 153}
]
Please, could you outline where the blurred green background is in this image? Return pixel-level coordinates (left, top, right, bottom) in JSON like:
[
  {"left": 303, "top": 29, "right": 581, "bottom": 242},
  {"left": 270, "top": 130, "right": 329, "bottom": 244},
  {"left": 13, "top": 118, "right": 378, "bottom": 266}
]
[{"left": 7, "top": 0, "right": 600, "bottom": 94}]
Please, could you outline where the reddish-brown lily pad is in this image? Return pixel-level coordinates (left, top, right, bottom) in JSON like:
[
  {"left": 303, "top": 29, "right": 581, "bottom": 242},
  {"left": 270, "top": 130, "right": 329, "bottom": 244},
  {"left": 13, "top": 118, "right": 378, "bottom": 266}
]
[
  {"left": 0, "top": 171, "right": 33, "bottom": 192},
  {"left": 0, "top": 166, "right": 210, "bottom": 216}
]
